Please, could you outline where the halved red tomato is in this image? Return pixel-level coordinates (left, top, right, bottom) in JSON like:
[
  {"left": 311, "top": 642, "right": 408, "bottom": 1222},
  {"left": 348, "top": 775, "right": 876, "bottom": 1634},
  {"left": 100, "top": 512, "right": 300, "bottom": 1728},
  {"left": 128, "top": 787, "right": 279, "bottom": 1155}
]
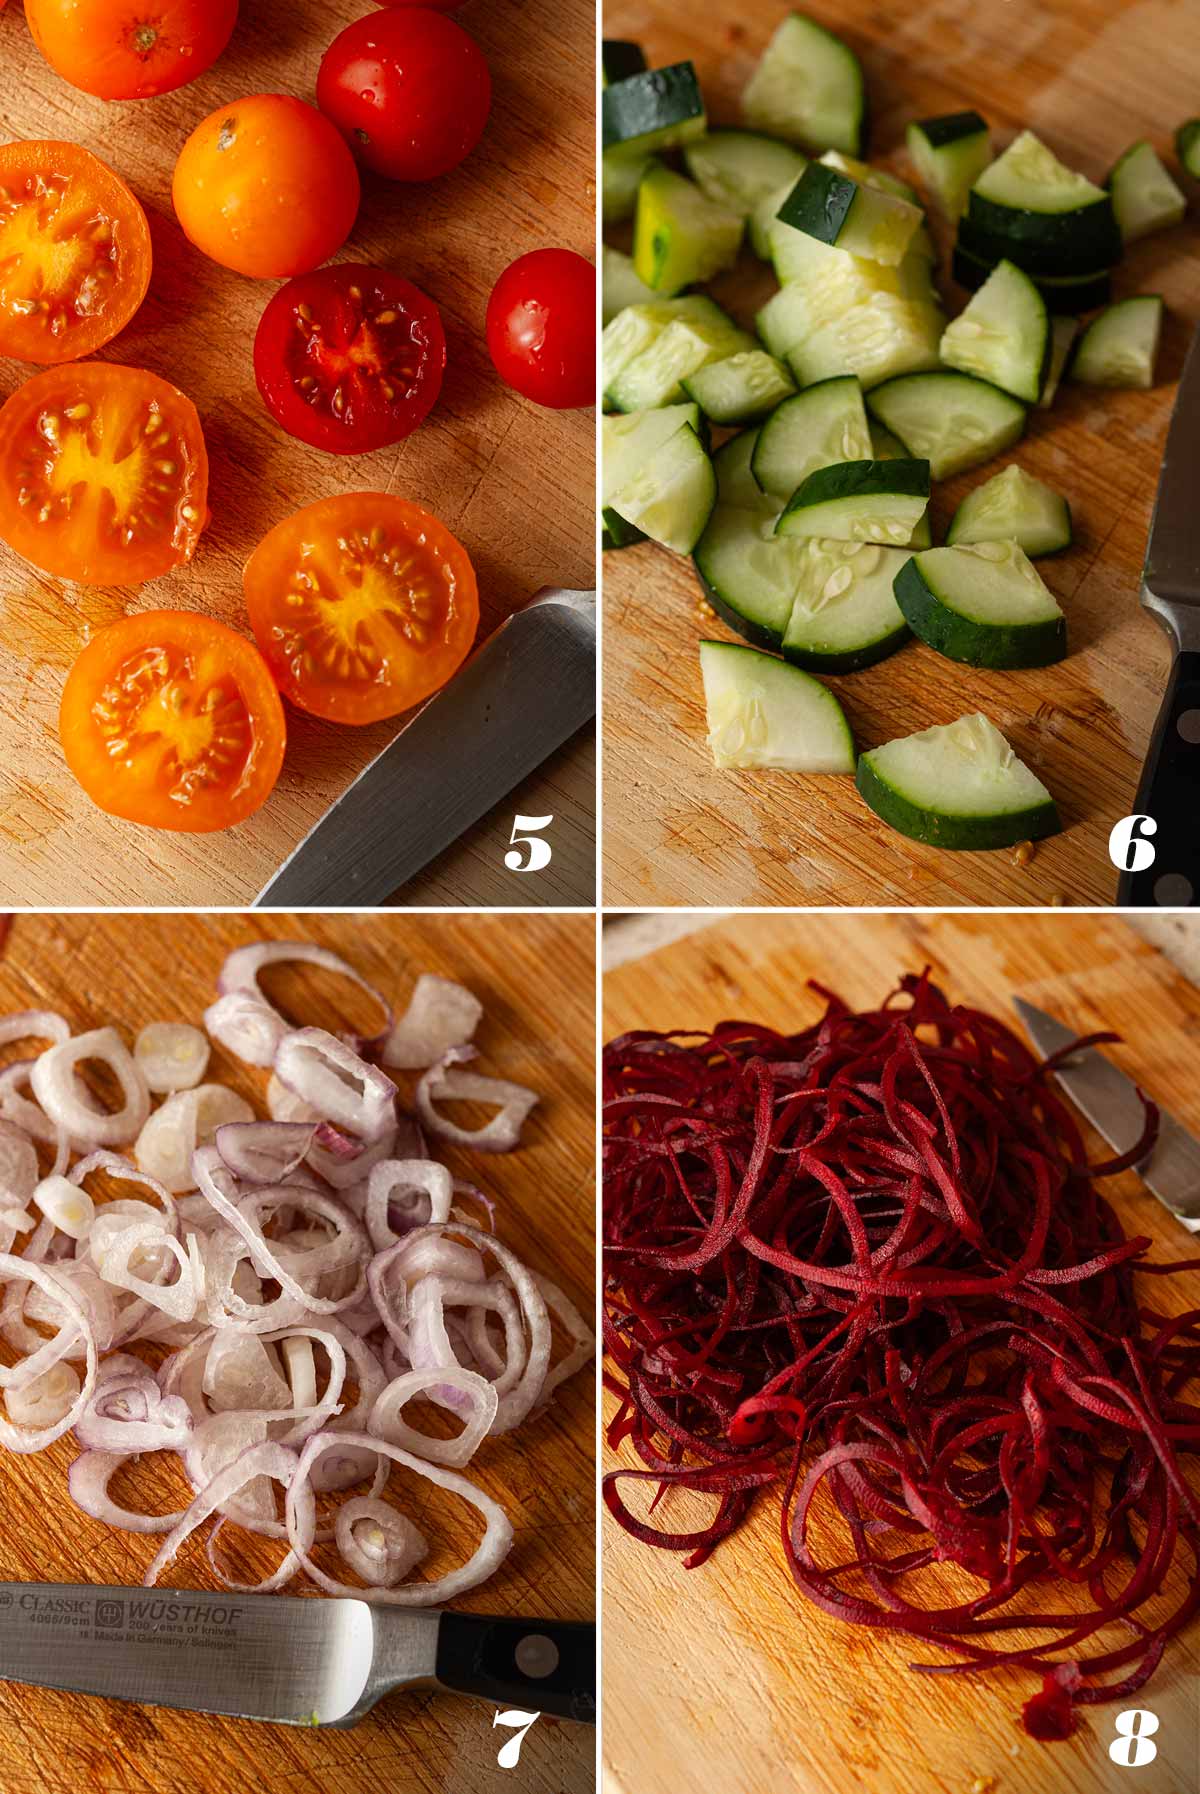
[
  {"left": 0, "top": 363, "right": 208, "bottom": 586},
  {"left": 253, "top": 264, "right": 446, "bottom": 456},
  {"left": 0, "top": 141, "right": 151, "bottom": 364},
  {"left": 60, "top": 611, "right": 286, "bottom": 831},
  {"left": 243, "top": 494, "right": 479, "bottom": 725}
]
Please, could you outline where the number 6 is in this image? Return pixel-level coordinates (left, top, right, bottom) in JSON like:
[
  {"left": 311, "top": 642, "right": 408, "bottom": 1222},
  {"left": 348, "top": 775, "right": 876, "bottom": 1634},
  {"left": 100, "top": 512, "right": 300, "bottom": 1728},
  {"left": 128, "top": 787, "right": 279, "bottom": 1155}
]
[{"left": 505, "top": 814, "right": 553, "bottom": 873}]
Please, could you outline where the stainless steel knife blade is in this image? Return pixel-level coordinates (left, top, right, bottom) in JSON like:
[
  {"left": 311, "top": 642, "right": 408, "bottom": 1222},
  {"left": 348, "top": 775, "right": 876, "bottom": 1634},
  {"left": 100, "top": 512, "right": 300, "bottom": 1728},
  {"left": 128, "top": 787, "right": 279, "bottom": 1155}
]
[
  {"left": 0, "top": 1583, "right": 596, "bottom": 1727},
  {"left": 255, "top": 586, "right": 596, "bottom": 908},
  {"left": 1142, "top": 324, "right": 1200, "bottom": 640},
  {"left": 1013, "top": 997, "right": 1200, "bottom": 1228}
]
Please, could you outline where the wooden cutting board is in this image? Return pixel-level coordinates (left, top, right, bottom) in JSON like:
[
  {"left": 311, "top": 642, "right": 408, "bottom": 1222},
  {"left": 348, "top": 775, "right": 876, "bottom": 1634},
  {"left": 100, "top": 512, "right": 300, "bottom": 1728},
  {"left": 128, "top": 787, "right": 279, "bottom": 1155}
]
[
  {"left": 0, "top": 0, "right": 595, "bottom": 909},
  {"left": 0, "top": 911, "right": 595, "bottom": 1794},
  {"left": 603, "top": 911, "right": 1200, "bottom": 1794},
  {"left": 602, "top": 0, "right": 1199, "bottom": 909}
]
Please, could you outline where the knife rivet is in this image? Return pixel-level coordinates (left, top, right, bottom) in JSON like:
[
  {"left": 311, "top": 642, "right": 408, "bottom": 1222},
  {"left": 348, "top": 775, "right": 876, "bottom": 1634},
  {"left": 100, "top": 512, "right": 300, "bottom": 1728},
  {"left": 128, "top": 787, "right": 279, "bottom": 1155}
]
[
  {"left": 1154, "top": 873, "right": 1194, "bottom": 906},
  {"left": 1177, "top": 708, "right": 1200, "bottom": 744},
  {"left": 515, "top": 1633, "right": 559, "bottom": 1679}
]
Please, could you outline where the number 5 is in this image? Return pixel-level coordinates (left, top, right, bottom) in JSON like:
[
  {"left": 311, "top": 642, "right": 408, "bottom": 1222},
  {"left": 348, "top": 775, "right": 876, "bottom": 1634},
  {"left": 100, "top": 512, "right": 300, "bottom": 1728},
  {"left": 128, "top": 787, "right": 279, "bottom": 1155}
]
[{"left": 505, "top": 814, "right": 553, "bottom": 873}]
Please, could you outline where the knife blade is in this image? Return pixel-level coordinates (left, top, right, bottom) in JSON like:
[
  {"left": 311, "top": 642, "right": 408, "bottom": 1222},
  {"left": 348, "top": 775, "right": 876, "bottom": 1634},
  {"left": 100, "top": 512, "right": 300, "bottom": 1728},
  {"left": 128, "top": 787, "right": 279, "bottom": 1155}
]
[
  {"left": 1013, "top": 997, "right": 1200, "bottom": 1228},
  {"left": 0, "top": 1582, "right": 595, "bottom": 1727},
  {"left": 1117, "top": 323, "right": 1200, "bottom": 907},
  {"left": 255, "top": 586, "right": 596, "bottom": 908}
]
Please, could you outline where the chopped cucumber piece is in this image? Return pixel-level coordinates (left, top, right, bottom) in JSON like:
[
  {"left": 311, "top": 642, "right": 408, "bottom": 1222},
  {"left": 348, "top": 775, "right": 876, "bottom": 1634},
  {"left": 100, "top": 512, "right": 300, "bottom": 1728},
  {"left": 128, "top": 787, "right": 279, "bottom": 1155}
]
[
  {"left": 700, "top": 640, "right": 855, "bottom": 772},
  {"left": 789, "top": 300, "right": 944, "bottom": 391},
  {"left": 752, "top": 376, "right": 871, "bottom": 499},
  {"left": 1108, "top": 140, "right": 1186, "bottom": 243},
  {"left": 603, "top": 146, "right": 650, "bottom": 225},
  {"left": 1177, "top": 119, "right": 1200, "bottom": 180},
  {"left": 608, "top": 310, "right": 755, "bottom": 412},
  {"left": 602, "top": 41, "right": 647, "bottom": 87},
  {"left": 751, "top": 178, "right": 805, "bottom": 260},
  {"left": 894, "top": 541, "right": 1066, "bottom": 668},
  {"left": 940, "top": 259, "right": 1049, "bottom": 403},
  {"left": 602, "top": 510, "right": 646, "bottom": 551},
  {"left": 684, "top": 131, "right": 806, "bottom": 219},
  {"left": 778, "top": 162, "right": 923, "bottom": 266},
  {"left": 634, "top": 164, "right": 743, "bottom": 296},
  {"left": 603, "top": 403, "right": 705, "bottom": 507},
  {"left": 866, "top": 370, "right": 1025, "bottom": 478},
  {"left": 869, "top": 427, "right": 935, "bottom": 544},
  {"left": 602, "top": 296, "right": 730, "bottom": 399},
  {"left": 767, "top": 220, "right": 934, "bottom": 301},
  {"left": 968, "top": 130, "right": 1121, "bottom": 268},
  {"left": 947, "top": 464, "right": 1071, "bottom": 557},
  {"left": 695, "top": 500, "right": 810, "bottom": 646},
  {"left": 782, "top": 539, "right": 911, "bottom": 671},
  {"left": 602, "top": 247, "right": 656, "bottom": 325},
  {"left": 742, "top": 12, "right": 866, "bottom": 157},
  {"left": 712, "top": 429, "right": 777, "bottom": 514},
  {"left": 857, "top": 713, "right": 1059, "bottom": 849},
  {"left": 952, "top": 240, "right": 1112, "bottom": 313},
  {"left": 776, "top": 458, "right": 930, "bottom": 546},
  {"left": 683, "top": 351, "right": 796, "bottom": 424},
  {"left": 602, "top": 62, "right": 706, "bottom": 154},
  {"left": 818, "top": 151, "right": 921, "bottom": 207},
  {"left": 907, "top": 111, "right": 992, "bottom": 217},
  {"left": 1070, "top": 296, "right": 1163, "bottom": 389},
  {"left": 1039, "top": 316, "right": 1078, "bottom": 407},
  {"left": 608, "top": 422, "right": 716, "bottom": 554}
]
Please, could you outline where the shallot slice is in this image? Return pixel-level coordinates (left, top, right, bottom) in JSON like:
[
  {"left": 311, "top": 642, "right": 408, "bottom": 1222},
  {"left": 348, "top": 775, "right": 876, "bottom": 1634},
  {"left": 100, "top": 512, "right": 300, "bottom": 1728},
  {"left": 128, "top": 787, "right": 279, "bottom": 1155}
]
[
  {"left": 217, "top": 941, "right": 393, "bottom": 1049},
  {"left": 365, "top": 1159, "right": 453, "bottom": 1251},
  {"left": 286, "top": 1428, "right": 514, "bottom": 1604},
  {"left": 415, "top": 1048, "right": 538, "bottom": 1152},
  {"left": 0, "top": 1254, "right": 97, "bottom": 1450},
  {"left": 0, "top": 1119, "right": 37, "bottom": 1216},
  {"left": 214, "top": 1120, "right": 316, "bottom": 1184},
  {"left": 368, "top": 1366, "right": 498, "bottom": 1467},
  {"left": 68, "top": 1450, "right": 186, "bottom": 1534},
  {"left": 204, "top": 991, "right": 286, "bottom": 1069},
  {"left": 75, "top": 1367, "right": 192, "bottom": 1452},
  {"left": 5, "top": 1361, "right": 80, "bottom": 1428},
  {"left": 32, "top": 1028, "right": 150, "bottom": 1147},
  {"left": 135, "top": 1022, "right": 210, "bottom": 1094},
  {"left": 335, "top": 1497, "right": 428, "bottom": 1587},
  {"left": 97, "top": 1223, "right": 204, "bottom": 1323},
  {"left": 533, "top": 1272, "right": 596, "bottom": 1406},
  {"left": 275, "top": 1028, "right": 396, "bottom": 1143},
  {"left": 34, "top": 1175, "right": 94, "bottom": 1240},
  {"left": 134, "top": 1085, "right": 255, "bottom": 1193},
  {"left": 0, "top": 1062, "right": 70, "bottom": 1173},
  {"left": 144, "top": 1440, "right": 300, "bottom": 1588},
  {"left": 0, "top": 1010, "right": 71, "bottom": 1051},
  {"left": 384, "top": 976, "right": 482, "bottom": 1069}
]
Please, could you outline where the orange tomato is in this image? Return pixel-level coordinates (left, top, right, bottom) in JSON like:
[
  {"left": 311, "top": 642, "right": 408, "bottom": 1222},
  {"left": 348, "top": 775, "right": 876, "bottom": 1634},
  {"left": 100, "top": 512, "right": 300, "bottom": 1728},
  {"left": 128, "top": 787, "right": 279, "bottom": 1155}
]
[
  {"left": 173, "top": 95, "right": 361, "bottom": 280},
  {"left": 0, "top": 363, "right": 208, "bottom": 586},
  {"left": 0, "top": 141, "right": 151, "bottom": 365},
  {"left": 60, "top": 611, "right": 286, "bottom": 831},
  {"left": 243, "top": 494, "right": 479, "bottom": 725},
  {"left": 25, "top": 0, "right": 238, "bottom": 101}
]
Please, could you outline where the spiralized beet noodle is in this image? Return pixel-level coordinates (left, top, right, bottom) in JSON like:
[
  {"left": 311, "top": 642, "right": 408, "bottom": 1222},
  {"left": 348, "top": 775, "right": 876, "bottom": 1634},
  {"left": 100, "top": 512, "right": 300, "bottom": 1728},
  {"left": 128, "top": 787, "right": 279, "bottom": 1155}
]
[{"left": 602, "top": 972, "right": 1200, "bottom": 1740}]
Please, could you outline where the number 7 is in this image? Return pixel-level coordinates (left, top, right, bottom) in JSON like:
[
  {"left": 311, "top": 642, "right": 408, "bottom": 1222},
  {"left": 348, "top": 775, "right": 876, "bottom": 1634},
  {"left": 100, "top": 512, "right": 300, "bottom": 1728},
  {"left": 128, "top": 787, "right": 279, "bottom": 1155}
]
[{"left": 493, "top": 1707, "right": 540, "bottom": 1768}]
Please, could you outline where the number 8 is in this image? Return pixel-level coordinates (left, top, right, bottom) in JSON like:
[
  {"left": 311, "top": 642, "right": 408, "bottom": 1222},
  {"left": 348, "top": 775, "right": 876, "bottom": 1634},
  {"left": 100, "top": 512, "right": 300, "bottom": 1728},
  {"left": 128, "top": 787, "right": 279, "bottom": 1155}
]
[{"left": 1109, "top": 1708, "right": 1159, "bottom": 1767}]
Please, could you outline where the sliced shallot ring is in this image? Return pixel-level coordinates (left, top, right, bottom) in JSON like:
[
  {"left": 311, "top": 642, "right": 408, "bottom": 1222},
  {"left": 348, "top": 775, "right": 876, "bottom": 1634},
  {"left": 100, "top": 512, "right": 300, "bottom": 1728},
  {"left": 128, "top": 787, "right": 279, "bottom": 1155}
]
[
  {"left": 194, "top": 1148, "right": 368, "bottom": 1316},
  {"left": 365, "top": 1158, "right": 453, "bottom": 1252},
  {"left": 98, "top": 1222, "right": 203, "bottom": 1322},
  {"left": 0, "top": 1119, "right": 38, "bottom": 1215},
  {"left": 134, "top": 1022, "right": 210, "bottom": 1094},
  {"left": 144, "top": 1440, "right": 300, "bottom": 1587},
  {"left": 0, "top": 1061, "right": 71, "bottom": 1173},
  {"left": 214, "top": 1120, "right": 317, "bottom": 1184},
  {"left": 134, "top": 1085, "right": 256, "bottom": 1194},
  {"left": 414, "top": 1048, "right": 538, "bottom": 1152},
  {"left": 384, "top": 976, "right": 482, "bottom": 1069},
  {"left": 0, "top": 1253, "right": 97, "bottom": 1450},
  {"left": 286, "top": 1428, "right": 514, "bottom": 1604},
  {"left": 217, "top": 940, "right": 393, "bottom": 1054},
  {"left": 534, "top": 1272, "right": 597, "bottom": 1405},
  {"left": 68, "top": 1449, "right": 186, "bottom": 1534},
  {"left": 0, "top": 1010, "right": 71, "bottom": 1051},
  {"left": 368, "top": 1365, "right": 498, "bottom": 1467},
  {"left": 31, "top": 1028, "right": 150, "bottom": 1147},
  {"left": 274, "top": 1028, "right": 396, "bottom": 1143},
  {"left": 335, "top": 1497, "right": 428, "bottom": 1587},
  {"left": 71, "top": 1150, "right": 179, "bottom": 1235},
  {"left": 204, "top": 990, "right": 287, "bottom": 1069}
]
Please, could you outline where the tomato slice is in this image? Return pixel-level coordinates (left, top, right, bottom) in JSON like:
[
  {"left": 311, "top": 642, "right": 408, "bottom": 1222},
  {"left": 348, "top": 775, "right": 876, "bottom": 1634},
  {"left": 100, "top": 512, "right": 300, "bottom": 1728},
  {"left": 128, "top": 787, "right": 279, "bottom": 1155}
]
[
  {"left": 253, "top": 265, "right": 446, "bottom": 455},
  {"left": 60, "top": 611, "right": 286, "bottom": 831},
  {"left": 0, "top": 363, "right": 208, "bottom": 586},
  {"left": 243, "top": 494, "right": 479, "bottom": 725},
  {"left": 0, "top": 141, "right": 151, "bottom": 364}
]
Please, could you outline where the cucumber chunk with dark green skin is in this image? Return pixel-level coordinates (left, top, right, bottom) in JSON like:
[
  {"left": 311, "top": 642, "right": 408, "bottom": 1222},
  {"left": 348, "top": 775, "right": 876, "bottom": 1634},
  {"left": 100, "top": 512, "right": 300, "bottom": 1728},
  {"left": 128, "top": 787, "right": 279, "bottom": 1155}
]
[
  {"left": 906, "top": 111, "right": 991, "bottom": 217},
  {"left": 782, "top": 539, "right": 912, "bottom": 672},
  {"left": 947, "top": 464, "right": 1071, "bottom": 556},
  {"left": 776, "top": 458, "right": 930, "bottom": 545},
  {"left": 684, "top": 131, "right": 807, "bottom": 218},
  {"left": 1070, "top": 295, "right": 1164, "bottom": 389},
  {"left": 634, "top": 163, "right": 743, "bottom": 296},
  {"left": 777, "top": 162, "right": 923, "bottom": 266},
  {"left": 893, "top": 542, "right": 1067, "bottom": 668},
  {"left": 1177, "top": 119, "right": 1200, "bottom": 179},
  {"left": 856, "top": 712, "right": 1061, "bottom": 849},
  {"left": 742, "top": 12, "right": 867, "bottom": 158},
  {"left": 951, "top": 242, "right": 1112, "bottom": 314},
  {"left": 700, "top": 639, "right": 855, "bottom": 772},
  {"left": 602, "top": 41, "right": 648, "bottom": 87},
  {"left": 866, "top": 371, "right": 1026, "bottom": 479},
  {"left": 602, "top": 63, "right": 707, "bottom": 154},
  {"left": 1107, "top": 140, "right": 1186, "bottom": 243},
  {"left": 695, "top": 501, "right": 805, "bottom": 649},
  {"left": 752, "top": 376, "right": 871, "bottom": 499},
  {"left": 966, "top": 130, "right": 1122, "bottom": 268},
  {"left": 940, "top": 259, "right": 1049, "bottom": 403},
  {"left": 608, "top": 421, "right": 715, "bottom": 555}
]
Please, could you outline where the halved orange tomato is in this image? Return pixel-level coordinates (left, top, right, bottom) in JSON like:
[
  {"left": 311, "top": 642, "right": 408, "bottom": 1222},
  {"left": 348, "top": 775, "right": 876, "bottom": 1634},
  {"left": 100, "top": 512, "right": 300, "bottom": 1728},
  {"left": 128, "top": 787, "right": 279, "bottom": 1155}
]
[
  {"left": 0, "top": 363, "right": 208, "bottom": 586},
  {"left": 243, "top": 494, "right": 479, "bottom": 725},
  {"left": 60, "top": 611, "right": 286, "bottom": 831},
  {"left": 0, "top": 141, "right": 151, "bottom": 364}
]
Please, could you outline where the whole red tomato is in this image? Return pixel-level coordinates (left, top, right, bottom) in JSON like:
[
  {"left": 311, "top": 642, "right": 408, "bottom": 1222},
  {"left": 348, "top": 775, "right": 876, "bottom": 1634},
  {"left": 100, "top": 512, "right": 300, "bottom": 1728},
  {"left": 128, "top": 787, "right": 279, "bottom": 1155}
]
[
  {"left": 316, "top": 8, "right": 490, "bottom": 182},
  {"left": 486, "top": 249, "right": 595, "bottom": 411}
]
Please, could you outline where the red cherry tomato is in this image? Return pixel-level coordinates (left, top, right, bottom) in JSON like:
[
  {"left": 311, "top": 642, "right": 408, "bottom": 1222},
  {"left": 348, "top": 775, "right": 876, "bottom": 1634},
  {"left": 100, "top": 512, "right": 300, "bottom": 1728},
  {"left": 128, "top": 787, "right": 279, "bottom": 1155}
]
[
  {"left": 485, "top": 249, "right": 595, "bottom": 411},
  {"left": 316, "top": 9, "right": 490, "bottom": 182},
  {"left": 254, "top": 264, "right": 445, "bottom": 455}
]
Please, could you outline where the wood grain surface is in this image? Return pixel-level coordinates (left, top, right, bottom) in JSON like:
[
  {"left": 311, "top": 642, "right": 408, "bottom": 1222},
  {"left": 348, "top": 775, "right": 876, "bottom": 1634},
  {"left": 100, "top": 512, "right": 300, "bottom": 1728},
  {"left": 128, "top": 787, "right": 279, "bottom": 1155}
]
[
  {"left": 603, "top": 911, "right": 1200, "bottom": 1794},
  {"left": 601, "top": 0, "right": 1198, "bottom": 910},
  {"left": 0, "top": 911, "right": 596, "bottom": 1794},
  {"left": 0, "top": 0, "right": 596, "bottom": 909}
]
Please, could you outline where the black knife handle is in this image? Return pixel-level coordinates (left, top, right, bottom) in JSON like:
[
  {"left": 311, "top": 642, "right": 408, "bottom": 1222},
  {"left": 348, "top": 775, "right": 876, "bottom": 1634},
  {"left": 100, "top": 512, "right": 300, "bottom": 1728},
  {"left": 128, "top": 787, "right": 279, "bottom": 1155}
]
[
  {"left": 1117, "top": 648, "right": 1200, "bottom": 906},
  {"left": 435, "top": 1614, "right": 595, "bottom": 1723}
]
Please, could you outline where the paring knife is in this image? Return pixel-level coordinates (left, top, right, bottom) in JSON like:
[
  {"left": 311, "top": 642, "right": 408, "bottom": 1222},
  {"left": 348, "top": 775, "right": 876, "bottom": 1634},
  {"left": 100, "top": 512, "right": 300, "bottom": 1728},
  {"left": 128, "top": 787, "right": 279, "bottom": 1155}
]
[
  {"left": 0, "top": 1582, "right": 595, "bottom": 1727},
  {"left": 255, "top": 586, "right": 596, "bottom": 908},
  {"left": 1118, "top": 322, "right": 1200, "bottom": 908},
  {"left": 1013, "top": 997, "right": 1200, "bottom": 1230}
]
